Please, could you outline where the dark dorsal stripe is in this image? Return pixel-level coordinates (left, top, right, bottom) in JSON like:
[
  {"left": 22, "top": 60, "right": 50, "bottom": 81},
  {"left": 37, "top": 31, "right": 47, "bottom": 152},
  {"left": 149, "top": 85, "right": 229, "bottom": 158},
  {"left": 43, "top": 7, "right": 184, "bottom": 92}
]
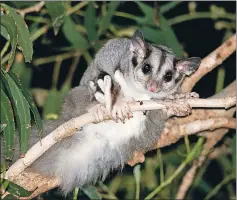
[
  {"left": 157, "top": 49, "right": 166, "bottom": 73},
  {"left": 132, "top": 56, "right": 138, "bottom": 67},
  {"left": 144, "top": 46, "right": 152, "bottom": 60},
  {"left": 175, "top": 74, "right": 183, "bottom": 84}
]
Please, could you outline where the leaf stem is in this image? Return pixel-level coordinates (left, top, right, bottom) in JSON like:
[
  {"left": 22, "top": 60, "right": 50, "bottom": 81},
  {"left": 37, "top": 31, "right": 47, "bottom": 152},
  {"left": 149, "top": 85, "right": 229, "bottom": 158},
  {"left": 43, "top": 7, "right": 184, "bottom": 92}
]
[
  {"left": 1, "top": 41, "right": 10, "bottom": 58},
  {"left": 52, "top": 58, "right": 62, "bottom": 89},
  {"left": 160, "top": 1, "right": 183, "bottom": 14},
  {"left": 145, "top": 138, "right": 204, "bottom": 199},
  {"left": 157, "top": 149, "right": 164, "bottom": 183},
  {"left": 114, "top": 11, "right": 138, "bottom": 21},
  {"left": 168, "top": 12, "right": 235, "bottom": 26},
  {"left": 73, "top": 187, "right": 79, "bottom": 200},
  {"left": 66, "top": 1, "right": 88, "bottom": 16},
  {"left": 33, "top": 51, "right": 81, "bottom": 66},
  {"left": 204, "top": 173, "right": 235, "bottom": 200},
  {"left": 215, "top": 67, "right": 225, "bottom": 93},
  {"left": 184, "top": 136, "right": 191, "bottom": 154},
  {"left": 30, "top": 24, "right": 51, "bottom": 42},
  {"left": 64, "top": 56, "right": 80, "bottom": 87},
  {"left": 24, "top": 15, "right": 50, "bottom": 24}
]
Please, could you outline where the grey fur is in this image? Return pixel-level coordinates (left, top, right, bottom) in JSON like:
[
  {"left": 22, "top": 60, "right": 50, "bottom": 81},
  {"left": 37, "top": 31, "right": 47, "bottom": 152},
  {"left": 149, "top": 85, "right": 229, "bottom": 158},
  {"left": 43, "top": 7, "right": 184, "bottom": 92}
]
[{"left": 1, "top": 30, "right": 201, "bottom": 195}]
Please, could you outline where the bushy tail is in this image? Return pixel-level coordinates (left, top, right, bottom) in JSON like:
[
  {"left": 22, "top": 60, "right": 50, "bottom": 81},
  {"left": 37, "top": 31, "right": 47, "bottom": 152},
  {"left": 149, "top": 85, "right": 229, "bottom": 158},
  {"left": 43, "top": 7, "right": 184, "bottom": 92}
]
[{"left": 29, "top": 128, "right": 124, "bottom": 195}]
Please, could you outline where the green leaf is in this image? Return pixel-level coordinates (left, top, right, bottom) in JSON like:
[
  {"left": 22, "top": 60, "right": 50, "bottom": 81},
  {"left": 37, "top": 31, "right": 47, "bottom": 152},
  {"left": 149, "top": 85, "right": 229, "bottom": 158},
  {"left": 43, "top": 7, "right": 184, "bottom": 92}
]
[
  {"left": 8, "top": 71, "right": 43, "bottom": 136},
  {"left": 135, "top": 1, "right": 154, "bottom": 25},
  {"left": 0, "top": 123, "right": 7, "bottom": 132},
  {"left": 0, "top": 88, "right": 15, "bottom": 160},
  {"left": 232, "top": 135, "right": 236, "bottom": 175},
  {"left": 43, "top": 89, "right": 61, "bottom": 120},
  {"left": 8, "top": 1, "right": 36, "bottom": 9},
  {"left": 134, "top": 2, "right": 183, "bottom": 56},
  {"left": 45, "top": 2, "right": 65, "bottom": 35},
  {"left": 160, "top": 2, "right": 182, "bottom": 14},
  {"left": 11, "top": 57, "right": 32, "bottom": 89},
  {"left": 159, "top": 16, "right": 183, "bottom": 57},
  {"left": 5, "top": 179, "right": 32, "bottom": 197},
  {"left": 62, "top": 16, "right": 89, "bottom": 50},
  {"left": 140, "top": 26, "right": 165, "bottom": 44},
  {"left": 82, "top": 185, "right": 102, "bottom": 200},
  {"left": 2, "top": 193, "right": 17, "bottom": 200},
  {"left": 1, "top": 71, "right": 31, "bottom": 155},
  {"left": 84, "top": 2, "right": 97, "bottom": 42},
  {"left": 2, "top": 3, "right": 33, "bottom": 62},
  {"left": 1, "top": 15, "right": 18, "bottom": 67},
  {"left": 1, "top": 25, "right": 10, "bottom": 40},
  {"left": 98, "top": 2, "right": 119, "bottom": 36}
]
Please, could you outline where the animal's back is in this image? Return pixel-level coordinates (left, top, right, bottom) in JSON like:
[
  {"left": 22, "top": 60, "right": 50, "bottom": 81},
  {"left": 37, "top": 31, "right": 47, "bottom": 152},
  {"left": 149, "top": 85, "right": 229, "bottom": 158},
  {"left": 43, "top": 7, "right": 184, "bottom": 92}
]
[{"left": 80, "top": 38, "right": 131, "bottom": 86}]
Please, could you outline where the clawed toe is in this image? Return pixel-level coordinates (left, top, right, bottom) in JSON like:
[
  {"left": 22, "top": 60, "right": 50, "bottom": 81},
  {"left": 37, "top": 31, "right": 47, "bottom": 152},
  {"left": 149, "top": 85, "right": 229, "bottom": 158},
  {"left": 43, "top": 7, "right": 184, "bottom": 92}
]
[
  {"left": 168, "top": 92, "right": 199, "bottom": 100},
  {"left": 89, "top": 104, "right": 107, "bottom": 123},
  {"left": 111, "top": 101, "right": 132, "bottom": 123}
]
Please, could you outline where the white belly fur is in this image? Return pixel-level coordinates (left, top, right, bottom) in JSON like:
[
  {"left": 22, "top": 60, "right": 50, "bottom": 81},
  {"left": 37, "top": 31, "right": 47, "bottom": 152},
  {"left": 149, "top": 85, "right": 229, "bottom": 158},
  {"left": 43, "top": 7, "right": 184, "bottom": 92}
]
[{"left": 83, "top": 111, "right": 147, "bottom": 147}]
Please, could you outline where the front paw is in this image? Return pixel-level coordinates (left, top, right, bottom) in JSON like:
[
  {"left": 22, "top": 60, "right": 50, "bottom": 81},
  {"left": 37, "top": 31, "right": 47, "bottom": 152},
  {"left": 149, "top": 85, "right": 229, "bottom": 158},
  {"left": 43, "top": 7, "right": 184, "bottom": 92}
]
[
  {"left": 165, "top": 101, "right": 192, "bottom": 117},
  {"left": 88, "top": 104, "right": 108, "bottom": 123},
  {"left": 111, "top": 100, "right": 133, "bottom": 123},
  {"left": 168, "top": 92, "right": 199, "bottom": 100}
]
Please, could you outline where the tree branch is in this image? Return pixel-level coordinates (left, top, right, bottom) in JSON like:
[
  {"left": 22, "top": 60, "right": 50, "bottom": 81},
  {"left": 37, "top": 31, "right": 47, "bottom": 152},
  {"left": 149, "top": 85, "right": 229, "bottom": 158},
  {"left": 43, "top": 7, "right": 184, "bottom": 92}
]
[
  {"left": 181, "top": 34, "right": 236, "bottom": 93},
  {"left": 5, "top": 97, "right": 235, "bottom": 180},
  {"left": 16, "top": 1, "right": 45, "bottom": 18},
  {"left": 176, "top": 128, "right": 229, "bottom": 199}
]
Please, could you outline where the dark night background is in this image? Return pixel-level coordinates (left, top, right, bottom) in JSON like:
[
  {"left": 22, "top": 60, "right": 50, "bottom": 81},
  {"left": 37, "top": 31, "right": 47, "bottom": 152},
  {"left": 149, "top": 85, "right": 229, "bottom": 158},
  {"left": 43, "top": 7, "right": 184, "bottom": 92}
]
[
  {"left": 30, "top": 1, "right": 236, "bottom": 99},
  {"left": 1, "top": 1, "right": 236, "bottom": 200}
]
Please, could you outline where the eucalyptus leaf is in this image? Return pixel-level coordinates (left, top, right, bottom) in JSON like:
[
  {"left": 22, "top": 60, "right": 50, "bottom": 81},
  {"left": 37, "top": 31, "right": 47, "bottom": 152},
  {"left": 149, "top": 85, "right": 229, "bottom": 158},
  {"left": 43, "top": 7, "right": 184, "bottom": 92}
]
[
  {"left": 2, "top": 4, "right": 33, "bottom": 62},
  {"left": 98, "top": 2, "right": 119, "bottom": 36},
  {"left": 0, "top": 88, "right": 15, "bottom": 160},
  {"left": 1, "top": 25, "right": 10, "bottom": 40},
  {"left": 160, "top": 16, "right": 183, "bottom": 57},
  {"left": 11, "top": 58, "right": 32, "bottom": 89},
  {"left": 84, "top": 2, "right": 97, "bottom": 42},
  {"left": 2, "top": 72, "right": 31, "bottom": 155},
  {"left": 45, "top": 1, "right": 65, "bottom": 35},
  {"left": 2, "top": 193, "right": 17, "bottom": 200},
  {"left": 43, "top": 89, "right": 61, "bottom": 120},
  {"left": 135, "top": 1, "right": 155, "bottom": 26},
  {"left": 0, "top": 123, "right": 7, "bottom": 133},
  {"left": 62, "top": 16, "right": 89, "bottom": 50},
  {"left": 140, "top": 26, "right": 165, "bottom": 44},
  {"left": 1, "top": 15, "right": 18, "bottom": 67},
  {"left": 8, "top": 71, "right": 43, "bottom": 136},
  {"left": 82, "top": 185, "right": 102, "bottom": 200},
  {"left": 6, "top": 179, "right": 32, "bottom": 197}
]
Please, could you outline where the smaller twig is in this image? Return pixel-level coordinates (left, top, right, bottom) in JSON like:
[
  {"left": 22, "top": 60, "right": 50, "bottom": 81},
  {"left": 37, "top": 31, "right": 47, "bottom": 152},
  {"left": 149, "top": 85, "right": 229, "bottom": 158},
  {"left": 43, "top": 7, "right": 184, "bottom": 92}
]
[
  {"left": 204, "top": 173, "right": 235, "bottom": 200},
  {"left": 157, "top": 149, "right": 164, "bottom": 183},
  {"left": 52, "top": 58, "right": 62, "bottom": 89},
  {"left": 176, "top": 128, "right": 229, "bottom": 199},
  {"left": 33, "top": 51, "right": 81, "bottom": 66},
  {"left": 64, "top": 56, "right": 80, "bottom": 86},
  {"left": 66, "top": 1, "right": 88, "bottom": 16},
  {"left": 24, "top": 15, "right": 50, "bottom": 24},
  {"left": 168, "top": 12, "right": 236, "bottom": 26},
  {"left": 30, "top": 24, "right": 51, "bottom": 42},
  {"left": 145, "top": 138, "right": 204, "bottom": 200},
  {"left": 0, "top": 41, "right": 10, "bottom": 58},
  {"left": 182, "top": 34, "right": 236, "bottom": 93},
  {"left": 156, "top": 117, "right": 236, "bottom": 149},
  {"left": 16, "top": 1, "right": 45, "bottom": 18},
  {"left": 208, "top": 143, "right": 231, "bottom": 159}
]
